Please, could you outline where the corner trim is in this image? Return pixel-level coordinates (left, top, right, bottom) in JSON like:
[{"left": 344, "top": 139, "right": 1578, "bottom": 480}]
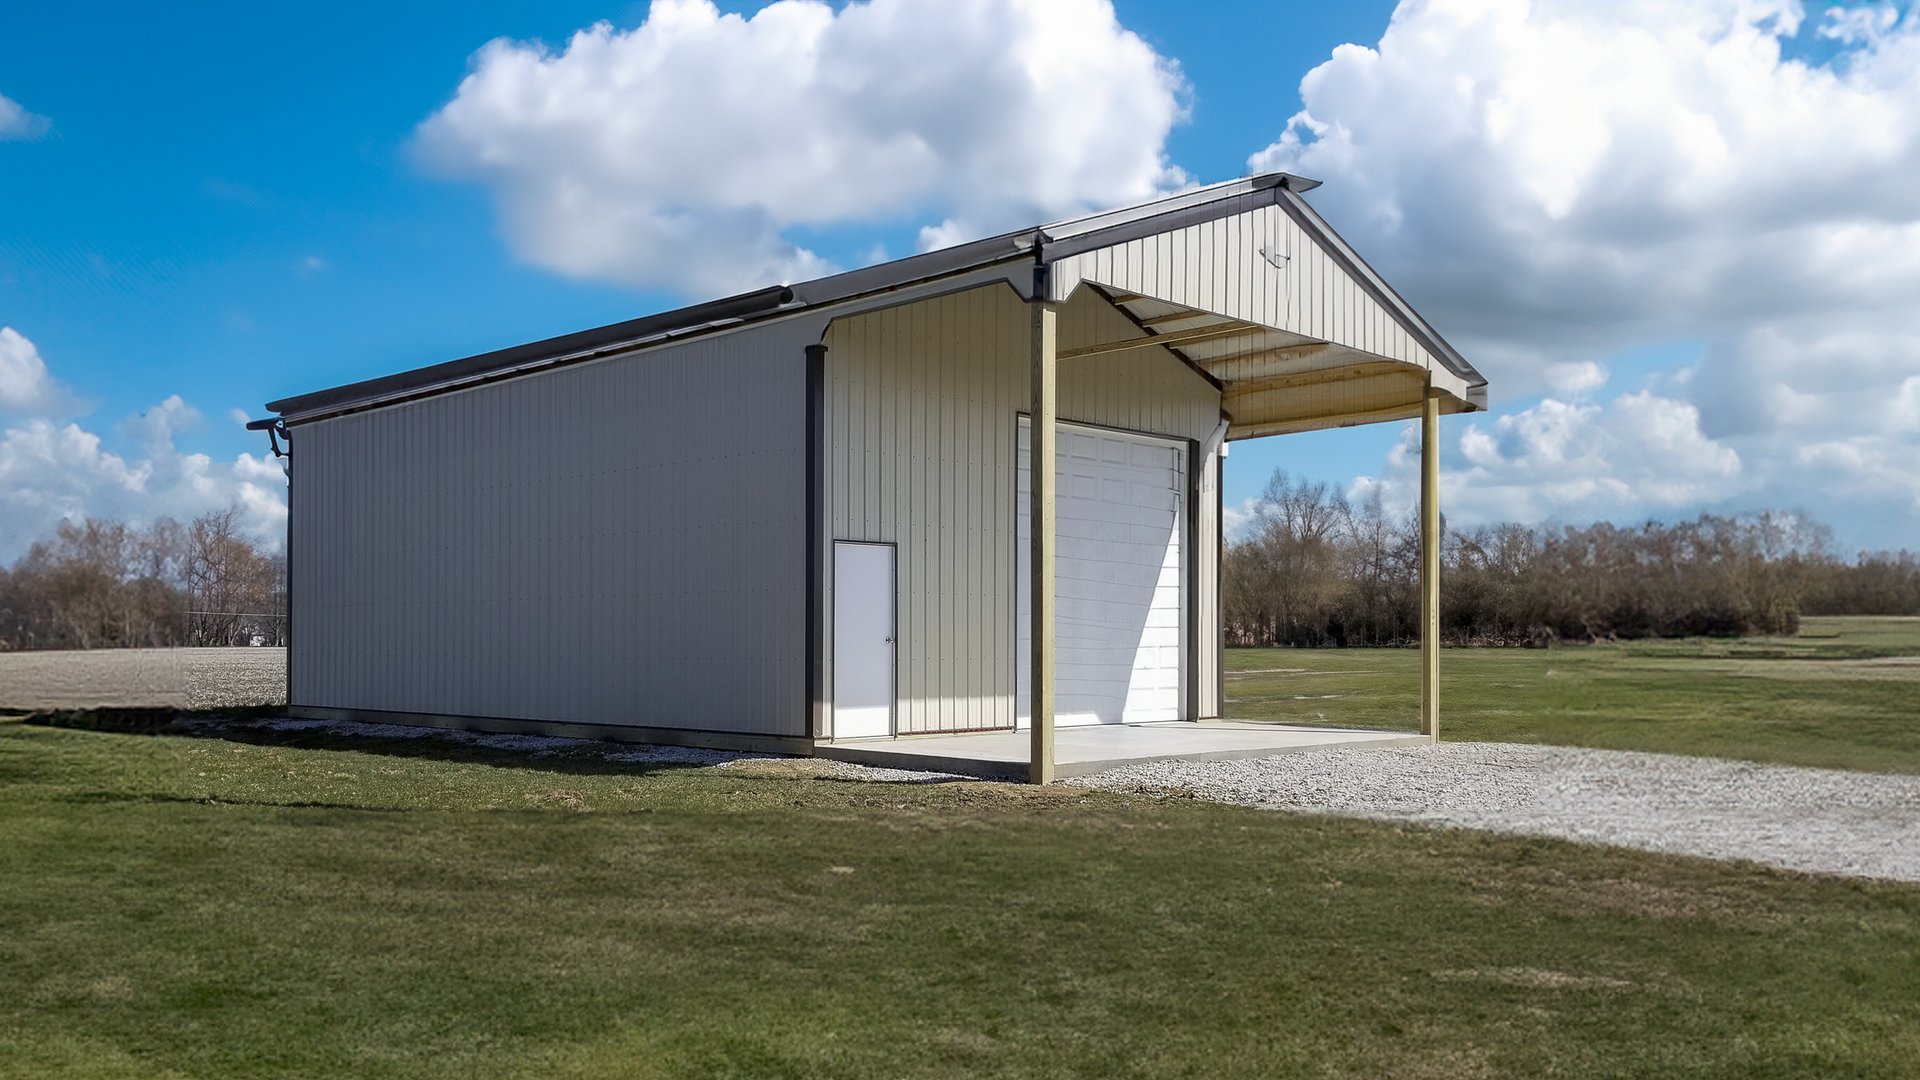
[
  {"left": 805, "top": 343, "right": 828, "bottom": 740},
  {"left": 284, "top": 440, "right": 295, "bottom": 708}
]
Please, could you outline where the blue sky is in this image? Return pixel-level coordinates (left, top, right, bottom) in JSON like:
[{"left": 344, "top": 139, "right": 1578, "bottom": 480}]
[{"left": 3, "top": 0, "right": 1917, "bottom": 559}]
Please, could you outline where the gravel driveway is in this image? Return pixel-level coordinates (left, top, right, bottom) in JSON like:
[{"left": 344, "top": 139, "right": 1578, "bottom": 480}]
[{"left": 1070, "top": 742, "right": 1920, "bottom": 883}]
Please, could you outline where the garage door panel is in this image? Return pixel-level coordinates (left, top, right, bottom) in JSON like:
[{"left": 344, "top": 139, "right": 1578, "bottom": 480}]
[
  {"left": 1077, "top": 506, "right": 1176, "bottom": 533},
  {"left": 1055, "top": 564, "right": 1162, "bottom": 591},
  {"left": 1143, "top": 605, "right": 1183, "bottom": 630},
  {"left": 1059, "top": 533, "right": 1165, "bottom": 562},
  {"left": 1057, "top": 665, "right": 1137, "bottom": 686},
  {"left": 1055, "top": 575, "right": 1158, "bottom": 601},
  {"left": 1017, "top": 419, "right": 1185, "bottom": 728},
  {"left": 1128, "top": 442, "right": 1169, "bottom": 467},
  {"left": 1051, "top": 617, "right": 1148, "bottom": 639}
]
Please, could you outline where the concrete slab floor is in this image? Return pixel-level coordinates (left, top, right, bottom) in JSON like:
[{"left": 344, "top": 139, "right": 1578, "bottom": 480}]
[{"left": 816, "top": 721, "right": 1429, "bottom": 780}]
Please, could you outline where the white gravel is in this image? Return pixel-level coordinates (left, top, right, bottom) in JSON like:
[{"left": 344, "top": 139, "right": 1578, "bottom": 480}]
[{"left": 1069, "top": 742, "right": 1920, "bottom": 883}]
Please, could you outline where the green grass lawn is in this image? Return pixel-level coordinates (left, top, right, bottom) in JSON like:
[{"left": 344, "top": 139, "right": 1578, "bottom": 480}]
[
  {"left": 4, "top": 713, "right": 1919, "bottom": 1078},
  {"left": 1228, "top": 616, "right": 1920, "bottom": 774}
]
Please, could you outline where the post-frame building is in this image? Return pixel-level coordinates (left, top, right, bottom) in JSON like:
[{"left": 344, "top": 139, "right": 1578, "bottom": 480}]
[{"left": 255, "top": 173, "right": 1486, "bottom": 780}]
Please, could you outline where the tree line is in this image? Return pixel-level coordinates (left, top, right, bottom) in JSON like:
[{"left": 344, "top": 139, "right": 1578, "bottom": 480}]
[
  {"left": 0, "top": 509, "right": 287, "bottom": 651},
  {"left": 7, "top": 480, "right": 1913, "bottom": 652},
  {"left": 1225, "top": 470, "right": 1920, "bottom": 647}
]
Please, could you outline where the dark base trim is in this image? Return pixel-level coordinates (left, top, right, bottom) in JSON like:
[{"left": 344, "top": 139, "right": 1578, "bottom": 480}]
[{"left": 285, "top": 706, "right": 816, "bottom": 756}]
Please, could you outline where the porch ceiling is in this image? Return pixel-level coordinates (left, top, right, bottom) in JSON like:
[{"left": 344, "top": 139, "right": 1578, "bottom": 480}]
[{"left": 1078, "top": 285, "right": 1455, "bottom": 440}]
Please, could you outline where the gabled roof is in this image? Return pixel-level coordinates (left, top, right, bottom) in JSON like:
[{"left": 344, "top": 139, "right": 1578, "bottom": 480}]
[{"left": 265, "top": 173, "right": 1484, "bottom": 424}]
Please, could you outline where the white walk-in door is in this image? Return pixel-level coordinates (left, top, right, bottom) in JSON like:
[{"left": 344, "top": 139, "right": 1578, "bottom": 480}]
[
  {"left": 832, "top": 541, "right": 896, "bottom": 739},
  {"left": 1017, "top": 420, "right": 1185, "bottom": 727}
]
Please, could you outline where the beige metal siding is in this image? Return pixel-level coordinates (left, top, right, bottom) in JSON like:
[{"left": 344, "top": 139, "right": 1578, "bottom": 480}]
[
  {"left": 290, "top": 321, "right": 810, "bottom": 736},
  {"left": 824, "top": 283, "right": 1220, "bottom": 735}
]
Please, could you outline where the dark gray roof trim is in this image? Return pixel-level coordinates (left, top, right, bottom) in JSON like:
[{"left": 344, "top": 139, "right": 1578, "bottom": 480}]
[
  {"left": 265, "top": 285, "right": 797, "bottom": 418},
  {"left": 265, "top": 171, "right": 1476, "bottom": 423}
]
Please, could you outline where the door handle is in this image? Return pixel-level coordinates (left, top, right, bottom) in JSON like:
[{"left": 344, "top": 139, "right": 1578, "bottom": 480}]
[{"left": 884, "top": 637, "right": 894, "bottom": 644}]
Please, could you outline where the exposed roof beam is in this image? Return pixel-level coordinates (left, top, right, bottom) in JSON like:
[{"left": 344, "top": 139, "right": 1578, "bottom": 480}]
[
  {"left": 1196, "top": 342, "right": 1337, "bottom": 378},
  {"left": 1058, "top": 321, "right": 1264, "bottom": 361},
  {"left": 1220, "top": 359, "right": 1417, "bottom": 399},
  {"left": 1084, "top": 286, "right": 1225, "bottom": 393},
  {"left": 1135, "top": 309, "right": 1218, "bottom": 328},
  {"left": 1229, "top": 401, "right": 1427, "bottom": 439}
]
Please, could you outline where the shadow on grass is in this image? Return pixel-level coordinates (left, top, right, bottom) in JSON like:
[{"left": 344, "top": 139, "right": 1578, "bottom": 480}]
[
  {"left": 19, "top": 707, "right": 752, "bottom": 780},
  {"left": 16, "top": 707, "right": 971, "bottom": 786}
]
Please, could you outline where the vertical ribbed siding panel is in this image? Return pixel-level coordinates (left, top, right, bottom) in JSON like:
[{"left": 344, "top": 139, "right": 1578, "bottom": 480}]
[
  {"left": 825, "top": 283, "right": 1219, "bottom": 735},
  {"left": 289, "top": 321, "right": 810, "bottom": 736}
]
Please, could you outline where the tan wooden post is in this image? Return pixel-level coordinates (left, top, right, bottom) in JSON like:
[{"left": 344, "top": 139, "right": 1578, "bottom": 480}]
[
  {"left": 1029, "top": 280, "right": 1058, "bottom": 784},
  {"left": 1420, "top": 384, "right": 1442, "bottom": 739}
]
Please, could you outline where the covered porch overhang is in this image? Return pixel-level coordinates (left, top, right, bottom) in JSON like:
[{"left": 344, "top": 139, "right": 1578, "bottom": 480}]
[
  {"left": 1067, "top": 285, "right": 1481, "bottom": 438},
  {"left": 1014, "top": 173, "right": 1485, "bottom": 783},
  {"left": 1038, "top": 171, "right": 1486, "bottom": 436}
]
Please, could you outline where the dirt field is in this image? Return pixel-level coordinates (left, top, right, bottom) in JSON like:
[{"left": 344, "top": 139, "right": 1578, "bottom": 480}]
[{"left": 0, "top": 647, "right": 285, "bottom": 711}]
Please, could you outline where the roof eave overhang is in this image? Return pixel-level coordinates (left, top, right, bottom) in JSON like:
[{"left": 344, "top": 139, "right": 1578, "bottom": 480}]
[{"left": 264, "top": 171, "right": 1485, "bottom": 425}]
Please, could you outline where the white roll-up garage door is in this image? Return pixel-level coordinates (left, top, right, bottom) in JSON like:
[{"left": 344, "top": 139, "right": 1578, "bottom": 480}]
[{"left": 1017, "top": 419, "right": 1185, "bottom": 726}]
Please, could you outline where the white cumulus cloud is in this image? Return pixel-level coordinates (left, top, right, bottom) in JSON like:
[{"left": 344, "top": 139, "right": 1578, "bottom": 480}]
[
  {"left": 1354, "top": 390, "right": 1743, "bottom": 528},
  {"left": 0, "top": 331, "right": 286, "bottom": 561},
  {"left": 0, "top": 326, "right": 81, "bottom": 415},
  {"left": 1254, "top": 0, "right": 1920, "bottom": 547},
  {"left": 1251, "top": 0, "right": 1920, "bottom": 379},
  {"left": 0, "top": 91, "right": 49, "bottom": 140},
  {"left": 414, "top": 0, "right": 1189, "bottom": 297}
]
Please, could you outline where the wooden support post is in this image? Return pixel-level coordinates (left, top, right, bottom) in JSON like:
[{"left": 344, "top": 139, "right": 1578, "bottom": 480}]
[
  {"left": 1420, "top": 384, "right": 1441, "bottom": 739},
  {"left": 1029, "top": 276, "right": 1058, "bottom": 785}
]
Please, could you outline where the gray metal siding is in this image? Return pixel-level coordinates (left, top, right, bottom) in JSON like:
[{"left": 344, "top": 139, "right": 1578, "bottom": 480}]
[
  {"left": 290, "top": 321, "right": 810, "bottom": 736},
  {"left": 824, "top": 283, "right": 1220, "bottom": 736}
]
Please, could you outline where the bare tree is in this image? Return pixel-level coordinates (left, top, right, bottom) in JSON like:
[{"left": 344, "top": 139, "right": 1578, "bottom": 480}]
[
  {"left": 184, "top": 508, "right": 283, "bottom": 646},
  {"left": 1223, "top": 466, "right": 1913, "bottom": 647}
]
